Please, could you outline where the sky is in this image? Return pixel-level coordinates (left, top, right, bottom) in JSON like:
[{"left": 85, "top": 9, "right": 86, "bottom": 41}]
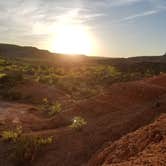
[{"left": 0, "top": 0, "right": 166, "bottom": 57}]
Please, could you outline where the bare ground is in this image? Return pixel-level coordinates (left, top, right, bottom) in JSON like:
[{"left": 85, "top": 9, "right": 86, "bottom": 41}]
[{"left": 0, "top": 74, "right": 166, "bottom": 166}]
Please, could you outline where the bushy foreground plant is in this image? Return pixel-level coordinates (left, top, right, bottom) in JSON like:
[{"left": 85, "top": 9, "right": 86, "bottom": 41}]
[
  {"left": 1, "top": 126, "right": 53, "bottom": 166},
  {"left": 48, "top": 102, "right": 62, "bottom": 116},
  {"left": 70, "top": 116, "right": 87, "bottom": 131},
  {"left": 2, "top": 126, "right": 22, "bottom": 142},
  {"left": 11, "top": 136, "right": 53, "bottom": 166},
  {"left": 40, "top": 98, "right": 62, "bottom": 116},
  {"left": 40, "top": 97, "right": 50, "bottom": 111},
  {"left": 0, "top": 71, "right": 24, "bottom": 88}
]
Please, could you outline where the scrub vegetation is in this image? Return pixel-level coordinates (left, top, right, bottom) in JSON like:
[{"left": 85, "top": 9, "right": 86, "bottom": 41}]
[{"left": 0, "top": 45, "right": 166, "bottom": 166}]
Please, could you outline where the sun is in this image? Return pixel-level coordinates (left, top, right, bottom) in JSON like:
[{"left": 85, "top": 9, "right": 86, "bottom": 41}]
[{"left": 52, "top": 25, "right": 93, "bottom": 55}]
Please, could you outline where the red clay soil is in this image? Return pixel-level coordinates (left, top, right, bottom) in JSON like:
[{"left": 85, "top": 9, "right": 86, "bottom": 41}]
[
  {"left": 0, "top": 74, "right": 166, "bottom": 166},
  {"left": 88, "top": 114, "right": 166, "bottom": 166},
  {"left": 14, "top": 80, "right": 73, "bottom": 106},
  {"left": 146, "top": 74, "right": 166, "bottom": 87}
]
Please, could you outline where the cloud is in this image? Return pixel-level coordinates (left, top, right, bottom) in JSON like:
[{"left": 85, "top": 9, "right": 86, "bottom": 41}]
[
  {"left": 121, "top": 5, "right": 166, "bottom": 22},
  {"left": 0, "top": 0, "right": 166, "bottom": 52},
  {"left": 123, "top": 10, "right": 158, "bottom": 21},
  {"left": 108, "top": 0, "right": 143, "bottom": 7},
  {"left": 0, "top": 0, "right": 107, "bottom": 43}
]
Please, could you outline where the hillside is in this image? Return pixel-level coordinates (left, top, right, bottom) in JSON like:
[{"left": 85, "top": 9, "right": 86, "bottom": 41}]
[
  {"left": 0, "top": 43, "right": 51, "bottom": 58},
  {"left": 1, "top": 43, "right": 166, "bottom": 74},
  {"left": 0, "top": 43, "right": 166, "bottom": 63},
  {"left": 0, "top": 74, "right": 166, "bottom": 165},
  {"left": 88, "top": 114, "right": 166, "bottom": 166},
  {"left": 0, "top": 44, "right": 166, "bottom": 166}
]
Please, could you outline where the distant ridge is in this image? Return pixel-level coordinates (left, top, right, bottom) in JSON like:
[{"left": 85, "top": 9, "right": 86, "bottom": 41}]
[
  {"left": 0, "top": 43, "right": 165, "bottom": 63},
  {"left": 0, "top": 43, "right": 52, "bottom": 58},
  {"left": 0, "top": 43, "right": 87, "bottom": 59}
]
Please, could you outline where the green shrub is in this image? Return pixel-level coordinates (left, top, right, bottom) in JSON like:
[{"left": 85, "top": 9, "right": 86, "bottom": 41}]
[
  {"left": 11, "top": 136, "right": 53, "bottom": 166},
  {"left": 37, "top": 136, "right": 53, "bottom": 145},
  {"left": 42, "top": 97, "right": 49, "bottom": 105},
  {"left": 48, "top": 102, "right": 62, "bottom": 116},
  {"left": 1, "top": 127, "right": 53, "bottom": 166},
  {"left": 0, "top": 71, "right": 24, "bottom": 88},
  {"left": 70, "top": 116, "right": 87, "bottom": 131},
  {"left": 40, "top": 97, "right": 50, "bottom": 111},
  {"left": 0, "top": 73, "right": 7, "bottom": 78},
  {"left": 0, "top": 57, "right": 8, "bottom": 66},
  {"left": 2, "top": 131, "right": 18, "bottom": 142},
  {"left": 40, "top": 98, "right": 62, "bottom": 116},
  {"left": 2, "top": 126, "right": 22, "bottom": 142}
]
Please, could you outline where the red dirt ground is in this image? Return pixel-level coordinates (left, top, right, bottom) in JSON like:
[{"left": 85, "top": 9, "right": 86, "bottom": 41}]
[
  {"left": 14, "top": 80, "right": 73, "bottom": 106},
  {"left": 0, "top": 74, "right": 166, "bottom": 166},
  {"left": 88, "top": 114, "right": 166, "bottom": 166}
]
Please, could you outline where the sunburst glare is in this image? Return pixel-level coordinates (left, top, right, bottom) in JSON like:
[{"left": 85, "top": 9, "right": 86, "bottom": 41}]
[{"left": 52, "top": 24, "right": 93, "bottom": 55}]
